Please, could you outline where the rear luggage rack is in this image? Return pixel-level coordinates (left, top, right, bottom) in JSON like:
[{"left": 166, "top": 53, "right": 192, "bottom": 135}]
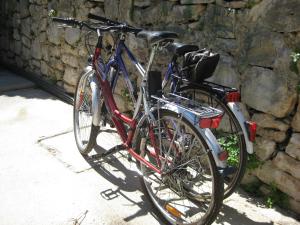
[{"left": 151, "top": 93, "right": 223, "bottom": 119}]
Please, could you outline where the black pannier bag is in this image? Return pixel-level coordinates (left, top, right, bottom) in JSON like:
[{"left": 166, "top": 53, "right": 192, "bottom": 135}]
[{"left": 182, "top": 49, "right": 220, "bottom": 83}]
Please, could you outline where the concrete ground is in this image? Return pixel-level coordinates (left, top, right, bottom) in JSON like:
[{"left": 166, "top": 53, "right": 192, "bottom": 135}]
[{"left": 0, "top": 67, "right": 299, "bottom": 225}]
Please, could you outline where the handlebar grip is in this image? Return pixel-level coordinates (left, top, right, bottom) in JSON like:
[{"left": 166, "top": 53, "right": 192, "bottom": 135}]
[
  {"left": 52, "top": 17, "right": 78, "bottom": 26},
  {"left": 88, "top": 13, "right": 120, "bottom": 25}
]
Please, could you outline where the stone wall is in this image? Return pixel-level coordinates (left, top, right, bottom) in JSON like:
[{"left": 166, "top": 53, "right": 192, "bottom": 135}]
[{"left": 0, "top": 0, "right": 300, "bottom": 214}]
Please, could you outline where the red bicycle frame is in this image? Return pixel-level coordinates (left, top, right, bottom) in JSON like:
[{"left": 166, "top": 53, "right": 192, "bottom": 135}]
[{"left": 92, "top": 39, "right": 163, "bottom": 174}]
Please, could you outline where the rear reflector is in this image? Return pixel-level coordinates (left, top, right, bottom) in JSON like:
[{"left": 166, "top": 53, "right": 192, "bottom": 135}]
[
  {"left": 165, "top": 204, "right": 183, "bottom": 218},
  {"left": 199, "top": 114, "right": 223, "bottom": 129},
  {"left": 245, "top": 121, "right": 257, "bottom": 142},
  {"left": 218, "top": 150, "right": 229, "bottom": 161},
  {"left": 226, "top": 91, "right": 241, "bottom": 102}
]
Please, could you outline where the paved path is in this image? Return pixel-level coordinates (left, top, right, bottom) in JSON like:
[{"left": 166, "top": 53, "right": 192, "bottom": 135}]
[{"left": 0, "top": 67, "right": 299, "bottom": 225}]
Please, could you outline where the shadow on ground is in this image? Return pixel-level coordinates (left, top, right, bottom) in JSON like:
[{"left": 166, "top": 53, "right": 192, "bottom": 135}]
[
  {"left": 83, "top": 146, "right": 167, "bottom": 225},
  {"left": 216, "top": 204, "right": 273, "bottom": 225}
]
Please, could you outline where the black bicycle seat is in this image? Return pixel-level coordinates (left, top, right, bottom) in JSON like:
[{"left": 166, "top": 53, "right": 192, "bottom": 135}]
[
  {"left": 137, "top": 30, "right": 178, "bottom": 45},
  {"left": 166, "top": 42, "right": 199, "bottom": 56}
]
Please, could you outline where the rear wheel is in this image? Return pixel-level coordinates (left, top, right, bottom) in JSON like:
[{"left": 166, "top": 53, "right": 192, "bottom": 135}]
[
  {"left": 136, "top": 109, "right": 223, "bottom": 225},
  {"left": 73, "top": 72, "right": 100, "bottom": 155},
  {"left": 179, "top": 87, "right": 247, "bottom": 199}
]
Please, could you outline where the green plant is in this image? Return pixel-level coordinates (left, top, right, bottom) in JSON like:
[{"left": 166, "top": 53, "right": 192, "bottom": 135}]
[
  {"left": 242, "top": 181, "right": 262, "bottom": 197},
  {"left": 291, "top": 52, "right": 300, "bottom": 63},
  {"left": 290, "top": 51, "right": 300, "bottom": 75},
  {"left": 247, "top": 153, "right": 262, "bottom": 170},
  {"left": 218, "top": 135, "right": 239, "bottom": 166},
  {"left": 265, "top": 182, "right": 289, "bottom": 208},
  {"left": 48, "top": 9, "right": 57, "bottom": 17}
]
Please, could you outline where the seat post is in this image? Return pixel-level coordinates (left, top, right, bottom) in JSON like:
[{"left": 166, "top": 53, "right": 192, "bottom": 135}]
[{"left": 145, "top": 44, "right": 158, "bottom": 79}]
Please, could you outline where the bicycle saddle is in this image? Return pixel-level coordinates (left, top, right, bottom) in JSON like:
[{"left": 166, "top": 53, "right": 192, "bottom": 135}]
[
  {"left": 137, "top": 30, "right": 178, "bottom": 44},
  {"left": 166, "top": 42, "right": 199, "bottom": 56}
]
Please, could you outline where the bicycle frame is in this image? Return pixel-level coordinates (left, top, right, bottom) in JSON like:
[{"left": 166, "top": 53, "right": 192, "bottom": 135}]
[
  {"left": 87, "top": 32, "right": 227, "bottom": 172},
  {"left": 91, "top": 34, "right": 165, "bottom": 174}
]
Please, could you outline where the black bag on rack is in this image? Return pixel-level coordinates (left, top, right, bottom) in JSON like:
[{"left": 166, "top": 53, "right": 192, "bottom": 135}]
[{"left": 182, "top": 49, "right": 220, "bottom": 83}]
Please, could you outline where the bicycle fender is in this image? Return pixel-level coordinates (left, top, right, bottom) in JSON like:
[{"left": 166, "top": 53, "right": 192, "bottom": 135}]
[
  {"left": 81, "top": 66, "right": 102, "bottom": 127},
  {"left": 227, "top": 102, "right": 254, "bottom": 154},
  {"left": 162, "top": 104, "right": 227, "bottom": 169}
]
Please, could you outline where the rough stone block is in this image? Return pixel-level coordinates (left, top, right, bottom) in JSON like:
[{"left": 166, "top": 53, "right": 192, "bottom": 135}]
[
  {"left": 31, "top": 38, "right": 42, "bottom": 60},
  {"left": 63, "top": 67, "right": 80, "bottom": 86},
  {"left": 21, "top": 45, "right": 31, "bottom": 61},
  {"left": 14, "top": 41, "right": 22, "bottom": 56},
  {"left": 288, "top": 197, "right": 300, "bottom": 215},
  {"left": 134, "top": 0, "right": 151, "bottom": 7},
  {"left": 207, "top": 54, "right": 240, "bottom": 89},
  {"left": 20, "top": 17, "right": 31, "bottom": 38},
  {"left": 48, "top": 46, "right": 61, "bottom": 58},
  {"left": 21, "top": 36, "right": 31, "bottom": 48},
  {"left": 241, "top": 66, "right": 297, "bottom": 118},
  {"left": 172, "top": 4, "right": 206, "bottom": 23},
  {"left": 41, "top": 44, "right": 49, "bottom": 61},
  {"left": 104, "top": 0, "right": 119, "bottom": 20},
  {"left": 63, "top": 82, "right": 76, "bottom": 94},
  {"left": 61, "top": 43, "right": 79, "bottom": 56},
  {"left": 254, "top": 137, "right": 276, "bottom": 161},
  {"left": 286, "top": 133, "right": 300, "bottom": 161},
  {"left": 49, "top": 58, "right": 64, "bottom": 72},
  {"left": 61, "top": 54, "right": 79, "bottom": 68},
  {"left": 252, "top": 113, "right": 289, "bottom": 131},
  {"left": 273, "top": 152, "right": 300, "bottom": 180},
  {"left": 89, "top": 7, "right": 104, "bottom": 17},
  {"left": 255, "top": 161, "right": 300, "bottom": 201},
  {"left": 20, "top": 0, "right": 30, "bottom": 18},
  {"left": 64, "top": 28, "right": 81, "bottom": 46},
  {"left": 13, "top": 29, "right": 20, "bottom": 41},
  {"left": 257, "top": 128, "right": 286, "bottom": 143},
  {"left": 292, "top": 97, "right": 300, "bottom": 132},
  {"left": 241, "top": 170, "right": 259, "bottom": 185},
  {"left": 47, "top": 23, "right": 62, "bottom": 45},
  {"left": 41, "top": 61, "right": 49, "bottom": 75},
  {"left": 248, "top": 0, "right": 300, "bottom": 32},
  {"left": 246, "top": 31, "right": 290, "bottom": 70}
]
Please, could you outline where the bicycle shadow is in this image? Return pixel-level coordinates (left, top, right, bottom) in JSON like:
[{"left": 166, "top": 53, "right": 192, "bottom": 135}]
[
  {"left": 83, "top": 139, "right": 279, "bottom": 225},
  {"left": 83, "top": 145, "right": 166, "bottom": 225},
  {"left": 216, "top": 204, "right": 274, "bottom": 225}
]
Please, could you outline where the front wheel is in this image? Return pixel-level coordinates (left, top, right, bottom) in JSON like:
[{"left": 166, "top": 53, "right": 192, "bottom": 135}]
[
  {"left": 135, "top": 109, "right": 224, "bottom": 225},
  {"left": 73, "top": 71, "right": 100, "bottom": 155}
]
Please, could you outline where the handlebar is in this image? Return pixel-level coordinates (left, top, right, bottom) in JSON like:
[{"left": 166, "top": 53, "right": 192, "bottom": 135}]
[
  {"left": 51, "top": 16, "right": 142, "bottom": 35},
  {"left": 88, "top": 13, "right": 121, "bottom": 26}
]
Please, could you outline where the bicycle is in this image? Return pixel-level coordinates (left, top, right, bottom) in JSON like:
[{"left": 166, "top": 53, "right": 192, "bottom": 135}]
[
  {"left": 52, "top": 14, "right": 227, "bottom": 225},
  {"left": 162, "top": 42, "right": 257, "bottom": 198}
]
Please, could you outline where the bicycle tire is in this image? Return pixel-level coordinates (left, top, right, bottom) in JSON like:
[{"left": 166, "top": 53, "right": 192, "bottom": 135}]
[
  {"left": 73, "top": 72, "right": 100, "bottom": 155},
  {"left": 135, "top": 109, "right": 224, "bottom": 225},
  {"left": 179, "top": 86, "right": 247, "bottom": 199}
]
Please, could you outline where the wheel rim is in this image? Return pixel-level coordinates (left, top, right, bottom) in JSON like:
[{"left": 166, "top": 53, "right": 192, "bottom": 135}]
[
  {"left": 140, "top": 115, "right": 216, "bottom": 224},
  {"left": 74, "top": 75, "right": 93, "bottom": 150}
]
